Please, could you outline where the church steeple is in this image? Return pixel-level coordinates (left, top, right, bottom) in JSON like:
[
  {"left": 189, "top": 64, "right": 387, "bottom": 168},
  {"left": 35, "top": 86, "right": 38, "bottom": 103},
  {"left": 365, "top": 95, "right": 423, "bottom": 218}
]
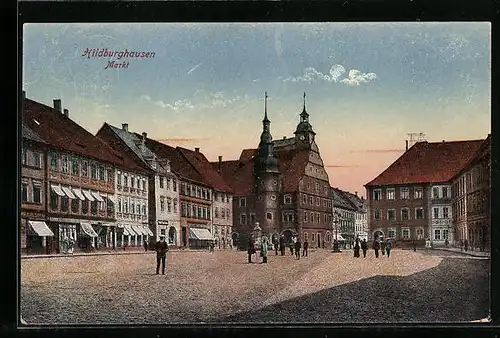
[
  {"left": 300, "top": 91, "right": 309, "bottom": 122},
  {"left": 256, "top": 92, "right": 279, "bottom": 174},
  {"left": 260, "top": 92, "right": 272, "bottom": 144},
  {"left": 294, "top": 92, "right": 316, "bottom": 138}
]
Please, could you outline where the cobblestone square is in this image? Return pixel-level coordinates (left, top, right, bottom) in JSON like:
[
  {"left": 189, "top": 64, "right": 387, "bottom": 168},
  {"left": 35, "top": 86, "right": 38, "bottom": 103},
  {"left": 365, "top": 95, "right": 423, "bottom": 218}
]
[{"left": 20, "top": 249, "right": 489, "bottom": 324}]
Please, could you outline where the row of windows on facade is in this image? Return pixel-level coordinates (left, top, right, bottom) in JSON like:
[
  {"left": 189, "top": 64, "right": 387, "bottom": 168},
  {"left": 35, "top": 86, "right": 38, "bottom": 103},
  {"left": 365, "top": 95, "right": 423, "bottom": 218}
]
[
  {"left": 452, "top": 163, "right": 489, "bottom": 198},
  {"left": 301, "top": 180, "right": 331, "bottom": 196},
  {"left": 452, "top": 192, "right": 488, "bottom": 219},
  {"left": 214, "top": 207, "right": 231, "bottom": 219},
  {"left": 238, "top": 211, "right": 333, "bottom": 225},
  {"left": 181, "top": 202, "right": 211, "bottom": 220},
  {"left": 158, "top": 176, "right": 178, "bottom": 192},
  {"left": 302, "top": 194, "right": 333, "bottom": 208},
  {"left": 48, "top": 152, "right": 114, "bottom": 182},
  {"left": 375, "top": 227, "right": 436, "bottom": 240},
  {"left": 214, "top": 191, "right": 231, "bottom": 203},
  {"left": 214, "top": 225, "right": 230, "bottom": 236},
  {"left": 49, "top": 190, "right": 113, "bottom": 216},
  {"left": 180, "top": 182, "right": 215, "bottom": 201},
  {"left": 334, "top": 209, "right": 355, "bottom": 220},
  {"left": 117, "top": 171, "right": 148, "bottom": 191},
  {"left": 117, "top": 197, "right": 148, "bottom": 215},
  {"left": 21, "top": 148, "right": 42, "bottom": 168},
  {"left": 372, "top": 207, "right": 451, "bottom": 221},
  {"left": 21, "top": 180, "right": 42, "bottom": 204},
  {"left": 372, "top": 186, "right": 450, "bottom": 201}
]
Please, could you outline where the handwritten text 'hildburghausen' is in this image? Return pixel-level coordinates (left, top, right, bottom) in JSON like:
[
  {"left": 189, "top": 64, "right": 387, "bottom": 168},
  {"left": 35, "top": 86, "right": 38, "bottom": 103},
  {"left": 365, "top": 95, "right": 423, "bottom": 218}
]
[{"left": 82, "top": 48, "right": 156, "bottom": 69}]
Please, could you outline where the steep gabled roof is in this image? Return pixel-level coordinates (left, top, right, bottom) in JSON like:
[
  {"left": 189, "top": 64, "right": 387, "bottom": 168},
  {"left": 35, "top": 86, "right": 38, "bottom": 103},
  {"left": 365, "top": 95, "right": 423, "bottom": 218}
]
[
  {"left": 365, "top": 139, "right": 485, "bottom": 187},
  {"left": 331, "top": 188, "right": 357, "bottom": 211},
  {"left": 22, "top": 124, "right": 46, "bottom": 144},
  {"left": 277, "top": 150, "right": 310, "bottom": 193},
  {"left": 23, "top": 98, "right": 144, "bottom": 172},
  {"left": 176, "top": 147, "right": 233, "bottom": 193},
  {"left": 216, "top": 159, "right": 255, "bottom": 196},
  {"left": 343, "top": 191, "right": 366, "bottom": 212},
  {"left": 452, "top": 134, "right": 491, "bottom": 180}
]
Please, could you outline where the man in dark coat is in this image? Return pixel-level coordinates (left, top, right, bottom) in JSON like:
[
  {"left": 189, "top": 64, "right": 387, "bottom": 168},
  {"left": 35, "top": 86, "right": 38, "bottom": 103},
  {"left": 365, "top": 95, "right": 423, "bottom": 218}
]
[
  {"left": 143, "top": 240, "right": 148, "bottom": 252},
  {"left": 248, "top": 237, "right": 256, "bottom": 263},
  {"left": 354, "top": 238, "right": 360, "bottom": 258},
  {"left": 295, "top": 240, "right": 301, "bottom": 260},
  {"left": 373, "top": 239, "right": 380, "bottom": 258},
  {"left": 155, "top": 237, "right": 169, "bottom": 275},
  {"left": 361, "top": 239, "right": 368, "bottom": 258},
  {"left": 381, "top": 240, "right": 386, "bottom": 256},
  {"left": 279, "top": 236, "right": 286, "bottom": 256},
  {"left": 302, "top": 239, "right": 309, "bottom": 257}
]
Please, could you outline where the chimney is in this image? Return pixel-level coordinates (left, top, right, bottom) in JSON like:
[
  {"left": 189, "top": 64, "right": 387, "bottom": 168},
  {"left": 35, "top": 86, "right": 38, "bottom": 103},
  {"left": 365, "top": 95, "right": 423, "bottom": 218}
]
[
  {"left": 405, "top": 140, "right": 409, "bottom": 151},
  {"left": 63, "top": 109, "right": 69, "bottom": 117},
  {"left": 22, "top": 90, "right": 26, "bottom": 100},
  {"left": 283, "top": 136, "right": 286, "bottom": 140},
  {"left": 442, "top": 140, "right": 445, "bottom": 143},
  {"left": 142, "top": 132, "right": 147, "bottom": 144},
  {"left": 53, "top": 99, "right": 62, "bottom": 113},
  {"left": 195, "top": 147, "right": 200, "bottom": 153},
  {"left": 122, "top": 123, "right": 129, "bottom": 132},
  {"left": 218, "top": 155, "right": 222, "bottom": 172},
  {"left": 355, "top": 191, "right": 358, "bottom": 196}
]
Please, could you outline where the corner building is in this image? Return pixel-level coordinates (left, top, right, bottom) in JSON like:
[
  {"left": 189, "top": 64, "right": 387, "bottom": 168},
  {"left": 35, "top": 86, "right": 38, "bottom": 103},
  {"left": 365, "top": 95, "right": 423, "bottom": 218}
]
[{"left": 218, "top": 93, "right": 333, "bottom": 248}]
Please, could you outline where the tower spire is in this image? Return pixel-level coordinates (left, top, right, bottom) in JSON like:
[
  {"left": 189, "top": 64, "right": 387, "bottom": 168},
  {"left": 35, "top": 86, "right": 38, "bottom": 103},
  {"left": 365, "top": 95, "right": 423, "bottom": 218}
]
[
  {"left": 263, "top": 92, "right": 269, "bottom": 122},
  {"left": 303, "top": 91, "right": 306, "bottom": 111}
]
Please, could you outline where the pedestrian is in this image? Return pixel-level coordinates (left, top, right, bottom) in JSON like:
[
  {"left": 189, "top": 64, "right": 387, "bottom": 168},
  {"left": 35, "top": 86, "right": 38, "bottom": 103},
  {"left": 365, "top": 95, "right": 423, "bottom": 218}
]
[
  {"left": 155, "top": 237, "right": 168, "bottom": 275},
  {"left": 413, "top": 241, "right": 417, "bottom": 252},
  {"left": 361, "top": 239, "right": 368, "bottom": 258},
  {"left": 247, "top": 237, "right": 256, "bottom": 263},
  {"left": 260, "top": 238, "right": 268, "bottom": 264},
  {"left": 295, "top": 239, "right": 301, "bottom": 260},
  {"left": 381, "top": 240, "right": 386, "bottom": 256},
  {"left": 464, "top": 239, "right": 469, "bottom": 252},
  {"left": 302, "top": 239, "right": 309, "bottom": 257},
  {"left": 354, "top": 237, "right": 360, "bottom": 258},
  {"left": 445, "top": 238, "right": 449, "bottom": 247},
  {"left": 385, "top": 240, "right": 392, "bottom": 258},
  {"left": 279, "top": 236, "right": 285, "bottom": 256},
  {"left": 274, "top": 239, "right": 279, "bottom": 255},
  {"left": 143, "top": 239, "right": 148, "bottom": 252},
  {"left": 460, "top": 239, "right": 464, "bottom": 251},
  {"left": 373, "top": 239, "right": 380, "bottom": 258},
  {"left": 209, "top": 241, "right": 215, "bottom": 253},
  {"left": 289, "top": 242, "right": 294, "bottom": 256}
]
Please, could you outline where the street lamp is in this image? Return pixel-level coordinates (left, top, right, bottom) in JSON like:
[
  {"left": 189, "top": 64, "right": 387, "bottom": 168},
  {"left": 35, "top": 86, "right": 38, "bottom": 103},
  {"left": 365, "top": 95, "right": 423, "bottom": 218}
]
[{"left": 332, "top": 210, "right": 342, "bottom": 253}]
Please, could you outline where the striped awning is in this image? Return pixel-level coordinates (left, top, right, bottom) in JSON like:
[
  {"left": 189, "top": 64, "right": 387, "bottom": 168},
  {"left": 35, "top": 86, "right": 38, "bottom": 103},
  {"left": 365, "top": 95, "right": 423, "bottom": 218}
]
[
  {"left": 28, "top": 221, "right": 54, "bottom": 237},
  {"left": 124, "top": 224, "right": 138, "bottom": 236},
  {"left": 91, "top": 191, "right": 104, "bottom": 202},
  {"left": 82, "top": 190, "right": 95, "bottom": 202},
  {"left": 189, "top": 227, "right": 214, "bottom": 241},
  {"left": 132, "top": 225, "right": 146, "bottom": 235},
  {"left": 51, "top": 185, "right": 65, "bottom": 197},
  {"left": 80, "top": 222, "right": 98, "bottom": 237},
  {"left": 61, "top": 186, "right": 75, "bottom": 199},
  {"left": 143, "top": 226, "right": 153, "bottom": 236},
  {"left": 72, "top": 188, "right": 86, "bottom": 200}
]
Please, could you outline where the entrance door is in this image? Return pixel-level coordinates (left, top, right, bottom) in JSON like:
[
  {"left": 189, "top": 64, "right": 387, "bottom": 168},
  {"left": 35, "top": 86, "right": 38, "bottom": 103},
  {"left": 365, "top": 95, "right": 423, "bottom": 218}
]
[
  {"left": 317, "top": 233, "right": 321, "bottom": 248},
  {"left": 181, "top": 227, "right": 187, "bottom": 247}
]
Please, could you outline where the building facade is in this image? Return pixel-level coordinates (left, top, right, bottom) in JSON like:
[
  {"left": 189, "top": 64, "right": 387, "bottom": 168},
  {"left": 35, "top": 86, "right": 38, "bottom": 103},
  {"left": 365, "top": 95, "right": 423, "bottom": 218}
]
[
  {"left": 365, "top": 140, "right": 484, "bottom": 246},
  {"left": 218, "top": 93, "right": 333, "bottom": 249},
  {"left": 342, "top": 191, "right": 368, "bottom": 241},
  {"left": 451, "top": 135, "right": 491, "bottom": 251},
  {"left": 21, "top": 124, "right": 52, "bottom": 254},
  {"left": 331, "top": 188, "right": 356, "bottom": 247}
]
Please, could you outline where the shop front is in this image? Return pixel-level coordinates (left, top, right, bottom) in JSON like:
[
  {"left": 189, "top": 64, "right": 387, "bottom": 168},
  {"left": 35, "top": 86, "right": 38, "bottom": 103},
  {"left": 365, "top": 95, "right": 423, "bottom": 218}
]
[
  {"left": 93, "top": 223, "right": 116, "bottom": 250},
  {"left": 188, "top": 226, "right": 214, "bottom": 249},
  {"left": 24, "top": 219, "right": 55, "bottom": 255},
  {"left": 78, "top": 222, "right": 98, "bottom": 252}
]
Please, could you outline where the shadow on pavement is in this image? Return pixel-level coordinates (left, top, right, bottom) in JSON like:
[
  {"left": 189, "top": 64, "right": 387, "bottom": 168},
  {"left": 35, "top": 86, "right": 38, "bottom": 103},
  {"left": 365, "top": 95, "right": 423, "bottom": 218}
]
[{"left": 219, "top": 258, "right": 489, "bottom": 323}]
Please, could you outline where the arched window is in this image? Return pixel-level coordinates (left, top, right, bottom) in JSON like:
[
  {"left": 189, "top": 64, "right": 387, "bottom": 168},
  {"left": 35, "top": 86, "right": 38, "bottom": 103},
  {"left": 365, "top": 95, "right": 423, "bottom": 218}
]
[{"left": 168, "top": 227, "right": 176, "bottom": 245}]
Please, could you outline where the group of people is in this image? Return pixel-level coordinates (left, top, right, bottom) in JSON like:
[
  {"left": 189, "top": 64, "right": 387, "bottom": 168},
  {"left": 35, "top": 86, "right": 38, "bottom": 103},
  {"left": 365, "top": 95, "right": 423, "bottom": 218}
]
[
  {"left": 371, "top": 238, "right": 392, "bottom": 258},
  {"left": 248, "top": 234, "right": 313, "bottom": 263}
]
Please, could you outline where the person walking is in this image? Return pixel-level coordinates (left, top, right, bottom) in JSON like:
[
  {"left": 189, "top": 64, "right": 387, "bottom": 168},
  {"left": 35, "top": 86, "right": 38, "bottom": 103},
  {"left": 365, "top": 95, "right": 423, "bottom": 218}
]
[
  {"left": 274, "top": 238, "right": 279, "bottom": 255},
  {"left": 155, "top": 237, "right": 168, "bottom": 275},
  {"left": 373, "top": 239, "right": 380, "bottom": 258},
  {"left": 464, "top": 239, "right": 469, "bottom": 252},
  {"left": 289, "top": 242, "right": 294, "bottom": 256},
  {"left": 295, "top": 239, "right": 301, "bottom": 260},
  {"left": 248, "top": 237, "right": 255, "bottom": 263},
  {"left": 143, "top": 239, "right": 148, "bottom": 252},
  {"left": 302, "top": 239, "right": 309, "bottom": 257},
  {"left": 385, "top": 240, "right": 392, "bottom": 258},
  {"left": 381, "top": 240, "right": 386, "bottom": 256},
  {"left": 460, "top": 239, "right": 464, "bottom": 252},
  {"left": 354, "top": 238, "right": 360, "bottom": 258},
  {"left": 279, "top": 236, "right": 286, "bottom": 256},
  {"left": 361, "top": 239, "right": 368, "bottom": 258},
  {"left": 413, "top": 241, "right": 417, "bottom": 252},
  {"left": 261, "top": 238, "right": 268, "bottom": 264}
]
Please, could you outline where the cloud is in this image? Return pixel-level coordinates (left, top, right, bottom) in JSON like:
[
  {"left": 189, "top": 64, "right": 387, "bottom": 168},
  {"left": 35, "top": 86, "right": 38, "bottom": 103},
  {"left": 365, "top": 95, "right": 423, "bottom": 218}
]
[
  {"left": 282, "top": 64, "right": 376, "bottom": 85},
  {"left": 350, "top": 149, "right": 404, "bottom": 153}
]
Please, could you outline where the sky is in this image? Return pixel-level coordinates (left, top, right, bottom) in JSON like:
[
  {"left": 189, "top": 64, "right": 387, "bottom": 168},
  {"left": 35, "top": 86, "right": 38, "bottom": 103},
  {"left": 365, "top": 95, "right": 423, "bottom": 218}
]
[{"left": 22, "top": 23, "right": 491, "bottom": 197}]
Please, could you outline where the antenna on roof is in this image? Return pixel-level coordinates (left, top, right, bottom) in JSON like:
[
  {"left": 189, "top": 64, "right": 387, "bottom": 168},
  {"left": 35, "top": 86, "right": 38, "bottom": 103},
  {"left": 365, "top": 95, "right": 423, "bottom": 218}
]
[{"left": 406, "top": 132, "right": 427, "bottom": 150}]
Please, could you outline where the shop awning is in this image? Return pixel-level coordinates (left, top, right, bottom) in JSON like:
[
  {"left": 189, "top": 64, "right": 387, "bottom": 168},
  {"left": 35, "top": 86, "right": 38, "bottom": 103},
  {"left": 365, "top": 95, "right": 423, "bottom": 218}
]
[
  {"left": 82, "top": 190, "right": 95, "bottom": 201},
  {"left": 28, "top": 221, "right": 54, "bottom": 237},
  {"left": 132, "top": 225, "right": 146, "bottom": 235},
  {"left": 189, "top": 227, "right": 214, "bottom": 241},
  {"left": 333, "top": 234, "right": 346, "bottom": 241},
  {"left": 61, "top": 186, "right": 76, "bottom": 199},
  {"left": 80, "top": 222, "right": 98, "bottom": 237},
  {"left": 143, "top": 226, "right": 153, "bottom": 236},
  {"left": 51, "top": 185, "right": 65, "bottom": 197},
  {"left": 91, "top": 191, "right": 104, "bottom": 202},
  {"left": 72, "top": 188, "right": 86, "bottom": 200},
  {"left": 124, "top": 224, "right": 138, "bottom": 236}
]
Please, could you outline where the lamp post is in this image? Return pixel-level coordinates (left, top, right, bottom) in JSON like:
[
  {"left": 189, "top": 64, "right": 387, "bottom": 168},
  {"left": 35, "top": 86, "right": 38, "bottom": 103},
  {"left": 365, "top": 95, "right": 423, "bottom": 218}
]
[{"left": 332, "top": 210, "right": 342, "bottom": 253}]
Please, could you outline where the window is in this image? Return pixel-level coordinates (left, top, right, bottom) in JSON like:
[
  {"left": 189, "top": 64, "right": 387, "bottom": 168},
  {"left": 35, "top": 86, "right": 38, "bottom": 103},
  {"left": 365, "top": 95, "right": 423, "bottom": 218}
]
[
  {"left": 61, "top": 196, "right": 69, "bottom": 212},
  {"left": 124, "top": 175, "right": 128, "bottom": 187},
  {"left": 433, "top": 207, "right": 439, "bottom": 219},
  {"left": 107, "top": 169, "right": 113, "bottom": 182},
  {"left": 124, "top": 200, "right": 129, "bottom": 214},
  {"left": 33, "top": 182, "right": 41, "bottom": 203},
  {"left": 401, "top": 208, "right": 409, "bottom": 220},
  {"left": 388, "top": 229, "right": 396, "bottom": 239},
  {"left": 416, "top": 228, "right": 424, "bottom": 240},
  {"left": 22, "top": 148, "right": 27, "bottom": 165},
  {"left": 167, "top": 198, "right": 172, "bottom": 212},
  {"left": 309, "top": 196, "right": 314, "bottom": 205},
  {"left": 316, "top": 213, "right": 320, "bottom": 223},
  {"left": 118, "top": 198, "right": 122, "bottom": 213},
  {"left": 267, "top": 212, "right": 273, "bottom": 220},
  {"left": 304, "top": 232, "right": 308, "bottom": 241},
  {"left": 240, "top": 214, "right": 247, "bottom": 225},
  {"left": 387, "top": 209, "right": 396, "bottom": 221},
  {"left": 400, "top": 187, "right": 409, "bottom": 200},
  {"left": 50, "top": 152, "right": 58, "bottom": 171},
  {"left": 215, "top": 207, "right": 219, "bottom": 218},
  {"left": 434, "top": 229, "right": 441, "bottom": 240},
  {"left": 316, "top": 197, "right": 320, "bottom": 206},
  {"left": 50, "top": 190, "right": 58, "bottom": 211},
  {"left": 386, "top": 188, "right": 395, "bottom": 200},
  {"left": 167, "top": 177, "right": 171, "bottom": 190},
  {"left": 315, "top": 183, "right": 319, "bottom": 192},
  {"left": 21, "top": 182, "right": 28, "bottom": 202},
  {"left": 160, "top": 177, "right": 164, "bottom": 189},
  {"left": 71, "top": 199, "right": 79, "bottom": 213},
  {"left": 374, "top": 209, "right": 381, "bottom": 220},
  {"left": 373, "top": 189, "right": 381, "bottom": 200},
  {"left": 62, "top": 155, "right": 69, "bottom": 173},
  {"left": 284, "top": 213, "right": 293, "bottom": 223},
  {"left": 160, "top": 198, "right": 165, "bottom": 212},
  {"left": 443, "top": 207, "right": 449, "bottom": 219},
  {"left": 131, "top": 200, "right": 135, "bottom": 214},
  {"left": 302, "top": 194, "right": 307, "bottom": 204},
  {"left": 33, "top": 152, "right": 41, "bottom": 168},
  {"left": 416, "top": 208, "right": 424, "bottom": 220},
  {"left": 181, "top": 183, "right": 186, "bottom": 195},
  {"left": 324, "top": 214, "right": 328, "bottom": 223},
  {"left": 284, "top": 194, "right": 292, "bottom": 204},
  {"left": 239, "top": 198, "right": 246, "bottom": 208},
  {"left": 91, "top": 163, "right": 97, "bottom": 179},
  {"left": 323, "top": 199, "right": 327, "bottom": 207},
  {"left": 173, "top": 178, "right": 177, "bottom": 192},
  {"left": 442, "top": 187, "right": 449, "bottom": 198},
  {"left": 173, "top": 198, "right": 178, "bottom": 213},
  {"left": 312, "top": 233, "right": 316, "bottom": 242},
  {"left": 71, "top": 157, "right": 79, "bottom": 175},
  {"left": 271, "top": 195, "right": 276, "bottom": 201},
  {"left": 142, "top": 203, "right": 146, "bottom": 215},
  {"left": 414, "top": 188, "right": 423, "bottom": 199},
  {"left": 402, "top": 228, "right": 410, "bottom": 239},
  {"left": 90, "top": 200, "right": 97, "bottom": 215},
  {"left": 249, "top": 213, "right": 256, "bottom": 225},
  {"left": 443, "top": 229, "right": 449, "bottom": 240},
  {"left": 433, "top": 187, "right": 439, "bottom": 199},
  {"left": 117, "top": 173, "right": 122, "bottom": 187},
  {"left": 304, "top": 211, "right": 308, "bottom": 222},
  {"left": 99, "top": 166, "right": 105, "bottom": 181},
  {"left": 221, "top": 208, "right": 226, "bottom": 219}
]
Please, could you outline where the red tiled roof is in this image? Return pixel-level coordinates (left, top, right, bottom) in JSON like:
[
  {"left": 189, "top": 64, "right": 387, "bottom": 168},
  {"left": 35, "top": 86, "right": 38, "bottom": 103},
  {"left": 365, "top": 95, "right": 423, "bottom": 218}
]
[
  {"left": 240, "top": 149, "right": 258, "bottom": 161},
  {"left": 365, "top": 139, "right": 485, "bottom": 186},
  {"left": 452, "top": 135, "right": 491, "bottom": 179},
  {"left": 23, "top": 98, "right": 147, "bottom": 173},
  {"left": 277, "top": 150, "right": 310, "bottom": 193},
  {"left": 176, "top": 147, "right": 233, "bottom": 193}
]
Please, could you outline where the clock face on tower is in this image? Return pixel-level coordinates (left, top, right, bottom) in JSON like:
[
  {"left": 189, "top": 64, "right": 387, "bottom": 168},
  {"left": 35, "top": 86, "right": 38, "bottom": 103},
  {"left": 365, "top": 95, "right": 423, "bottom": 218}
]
[{"left": 299, "top": 135, "right": 305, "bottom": 140}]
